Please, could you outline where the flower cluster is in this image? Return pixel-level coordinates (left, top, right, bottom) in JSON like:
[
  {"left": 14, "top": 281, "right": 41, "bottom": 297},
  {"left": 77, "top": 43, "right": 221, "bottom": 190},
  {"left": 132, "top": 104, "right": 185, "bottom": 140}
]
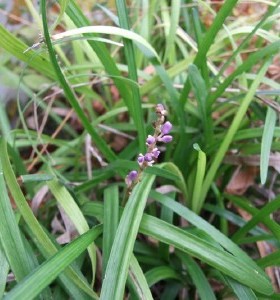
[{"left": 125, "top": 104, "right": 173, "bottom": 189}]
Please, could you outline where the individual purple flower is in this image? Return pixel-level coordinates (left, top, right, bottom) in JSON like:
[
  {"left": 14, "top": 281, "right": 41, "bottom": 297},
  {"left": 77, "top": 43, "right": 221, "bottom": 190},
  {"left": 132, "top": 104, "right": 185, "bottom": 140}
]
[
  {"left": 125, "top": 170, "right": 138, "bottom": 186},
  {"left": 137, "top": 154, "right": 145, "bottom": 165},
  {"left": 144, "top": 153, "right": 153, "bottom": 162},
  {"left": 146, "top": 135, "right": 156, "bottom": 145},
  {"left": 158, "top": 135, "right": 173, "bottom": 143},
  {"left": 161, "top": 121, "right": 172, "bottom": 135},
  {"left": 152, "top": 148, "right": 160, "bottom": 158}
]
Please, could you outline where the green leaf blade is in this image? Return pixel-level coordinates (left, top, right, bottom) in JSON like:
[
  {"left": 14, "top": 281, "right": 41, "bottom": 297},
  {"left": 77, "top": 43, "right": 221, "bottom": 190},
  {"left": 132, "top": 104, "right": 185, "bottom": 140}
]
[
  {"left": 260, "top": 106, "right": 277, "bottom": 184},
  {"left": 100, "top": 173, "right": 155, "bottom": 300}
]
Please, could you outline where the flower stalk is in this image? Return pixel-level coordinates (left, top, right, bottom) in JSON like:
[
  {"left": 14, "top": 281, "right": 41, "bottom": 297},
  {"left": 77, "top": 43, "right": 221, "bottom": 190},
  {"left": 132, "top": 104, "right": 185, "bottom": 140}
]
[{"left": 124, "top": 104, "right": 173, "bottom": 200}]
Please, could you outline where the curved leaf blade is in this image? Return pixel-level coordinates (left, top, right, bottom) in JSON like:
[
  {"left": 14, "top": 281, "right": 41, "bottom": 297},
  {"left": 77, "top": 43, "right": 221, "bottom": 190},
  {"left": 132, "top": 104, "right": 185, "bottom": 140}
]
[
  {"left": 100, "top": 173, "right": 155, "bottom": 300},
  {"left": 5, "top": 226, "right": 102, "bottom": 300},
  {"left": 260, "top": 106, "right": 277, "bottom": 184}
]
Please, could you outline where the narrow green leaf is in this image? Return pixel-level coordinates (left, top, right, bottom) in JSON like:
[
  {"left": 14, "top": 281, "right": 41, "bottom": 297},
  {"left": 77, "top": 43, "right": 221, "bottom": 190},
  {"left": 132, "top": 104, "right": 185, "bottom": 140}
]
[
  {"left": 201, "top": 60, "right": 270, "bottom": 203},
  {"left": 63, "top": 0, "right": 143, "bottom": 153},
  {"left": 188, "top": 65, "right": 210, "bottom": 140},
  {"left": 192, "top": 144, "right": 207, "bottom": 213},
  {"left": 24, "top": 0, "right": 42, "bottom": 31},
  {"left": 47, "top": 179, "right": 97, "bottom": 284},
  {"left": 41, "top": 0, "right": 117, "bottom": 163},
  {"left": 257, "top": 250, "right": 280, "bottom": 268},
  {"left": 145, "top": 266, "right": 180, "bottom": 287},
  {"left": 83, "top": 201, "right": 273, "bottom": 295},
  {"left": 0, "top": 244, "right": 9, "bottom": 298},
  {"left": 231, "top": 195, "right": 280, "bottom": 243},
  {"left": 5, "top": 226, "right": 102, "bottom": 300},
  {"left": 157, "top": 162, "right": 188, "bottom": 201},
  {"left": 51, "top": 26, "right": 159, "bottom": 61},
  {"left": 115, "top": 0, "right": 146, "bottom": 152},
  {"left": 20, "top": 173, "right": 54, "bottom": 183},
  {"left": 0, "top": 25, "right": 55, "bottom": 80},
  {"left": 0, "top": 100, "right": 12, "bottom": 143},
  {"left": 180, "top": 0, "right": 239, "bottom": 103},
  {"left": 140, "top": 214, "right": 272, "bottom": 295},
  {"left": 0, "top": 158, "right": 34, "bottom": 281},
  {"left": 176, "top": 251, "right": 216, "bottom": 300},
  {"left": 161, "top": 282, "right": 181, "bottom": 300},
  {"left": 204, "top": 203, "right": 267, "bottom": 238},
  {"left": 102, "top": 185, "right": 119, "bottom": 277},
  {"left": 145, "top": 165, "right": 180, "bottom": 182},
  {"left": 75, "top": 170, "right": 115, "bottom": 193},
  {"left": 225, "top": 195, "right": 280, "bottom": 239},
  {"left": 159, "top": 193, "right": 175, "bottom": 261},
  {"left": 128, "top": 255, "right": 153, "bottom": 300},
  {"left": 163, "top": 0, "right": 181, "bottom": 64},
  {"left": 209, "top": 41, "right": 280, "bottom": 104},
  {"left": 52, "top": 0, "right": 70, "bottom": 30},
  {"left": 223, "top": 276, "right": 257, "bottom": 300},
  {"left": 0, "top": 139, "right": 99, "bottom": 299},
  {"left": 96, "top": 4, "right": 119, "bottom": 25},
  {"left": 100, "top": 173, "right": 155, "bottom": 300},
  {"left": 260, "top": 106, "right": 277, "bottom": 184},
  {"left": 65, "top": 0, "right": 184, "bottom": 130},
  {"left": 149, "top": 191, "right": 265, "bottom": 269},
  {"left": 214, "top": 0, "right": 280, "bottom": 86}
]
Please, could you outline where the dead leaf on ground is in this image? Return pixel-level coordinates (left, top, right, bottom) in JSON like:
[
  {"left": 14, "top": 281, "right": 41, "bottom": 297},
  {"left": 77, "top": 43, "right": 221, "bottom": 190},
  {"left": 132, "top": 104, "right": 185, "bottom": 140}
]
[
  {"left": 224, "top": 152, "right": 280, "bottom": 173},
  {"left": 225, "top": 166, "right": 258, "bottom": 195}
]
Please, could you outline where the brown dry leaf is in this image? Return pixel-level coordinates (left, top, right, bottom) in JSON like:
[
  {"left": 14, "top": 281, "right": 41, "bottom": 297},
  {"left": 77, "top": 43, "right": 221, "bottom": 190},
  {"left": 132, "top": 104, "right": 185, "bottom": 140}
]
[
  {"left": 51, "top": 107, "right": 72, "bottom": 117},
  {"left": 92, "top": 100, "right": 106, "bottom": 115},
  {"left": 9, "top": 0, "right": 26, "bottom": 24},
  {"left": 269, "top": 153, "right": 280, "bottom": 173},
  {"left": 51, "top": 206, "right": 77, "bottom": 244},
  {"left": 268, "top": 55, "right": 280, "bottom": 81},
  {"left": 233, "top": 3, "right": 267, "bottom": 18},
  {"left": 110, "top": 85, "right": 120, "bottom": 102},
  {"left": 224, "top": 152, "right": 280, "bottom": 173},
  {"left": 110, "top": 135, "right": 127, "bottom": 152},
  {"left": 225, "top": 166, "right": 258, "bottom": 195},
  {"left": 31, "top": 185, "right": 49, "bottom": 215}
]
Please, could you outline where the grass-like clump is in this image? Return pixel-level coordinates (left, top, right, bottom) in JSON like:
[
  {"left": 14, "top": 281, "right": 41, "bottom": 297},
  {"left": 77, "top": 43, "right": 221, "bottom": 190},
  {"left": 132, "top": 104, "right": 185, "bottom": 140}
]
[{"left": 0, "top": 0, "right": 280, "bottom": 299}]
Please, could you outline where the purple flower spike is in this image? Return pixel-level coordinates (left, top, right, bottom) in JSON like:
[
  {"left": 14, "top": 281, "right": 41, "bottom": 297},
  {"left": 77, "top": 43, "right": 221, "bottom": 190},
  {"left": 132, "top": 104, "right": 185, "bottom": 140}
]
[
  {"left": 158, "top": 135, "right": 173, "bottom": 143},
  {"left": 161, "top": 121, "right": 172, "bottom": 135},
  {"left": 144, "top": 153, "right": 153, "bottom": 162},
  {"left": 146, "top": 135, "right": 156, "bottom": 145},
  {"left": 126, "top": 170, "right": 138, "bottom": 186},
  {"left": 152, "top": 148, "right": 160, "bottom": 158}
]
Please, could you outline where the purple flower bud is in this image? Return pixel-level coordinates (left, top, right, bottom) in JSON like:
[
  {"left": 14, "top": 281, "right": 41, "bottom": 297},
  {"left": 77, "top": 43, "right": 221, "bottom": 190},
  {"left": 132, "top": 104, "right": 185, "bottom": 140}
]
[
  {"left": 156, "top": 103, "right": 167, "bottom": 115},
  {"left": 137, "top": 154, "right": 145, "bottom": 165},
  {"left": 146, "top": 135, "right": 156, "bottom": 145},
  {"left": 161, "top": 121, "right": 172, "bottom": 135},
  {"left": 128, "top": 170, "right": 138, "bottom": 180},
  {"left": 125, "top": 170, "right": 138, "bottom": 185},
  {"left": 144, "top": 153, "right": 153, "bottom": 162},
  {"left": 156, "top": 103, "right": 164, "bottom": 112},
  {"left": 158, "top": 135, "right": 173, "bottom": 143},
  {"left": 152, "top": 148, "right": 160, "bottom": 158}
]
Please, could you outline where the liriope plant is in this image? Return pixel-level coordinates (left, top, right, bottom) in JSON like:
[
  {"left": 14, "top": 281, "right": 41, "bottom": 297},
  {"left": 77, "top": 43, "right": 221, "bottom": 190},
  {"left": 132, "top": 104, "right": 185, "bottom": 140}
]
[{"left": 0, "top": 0, "right": 279, "bottom": 299}]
